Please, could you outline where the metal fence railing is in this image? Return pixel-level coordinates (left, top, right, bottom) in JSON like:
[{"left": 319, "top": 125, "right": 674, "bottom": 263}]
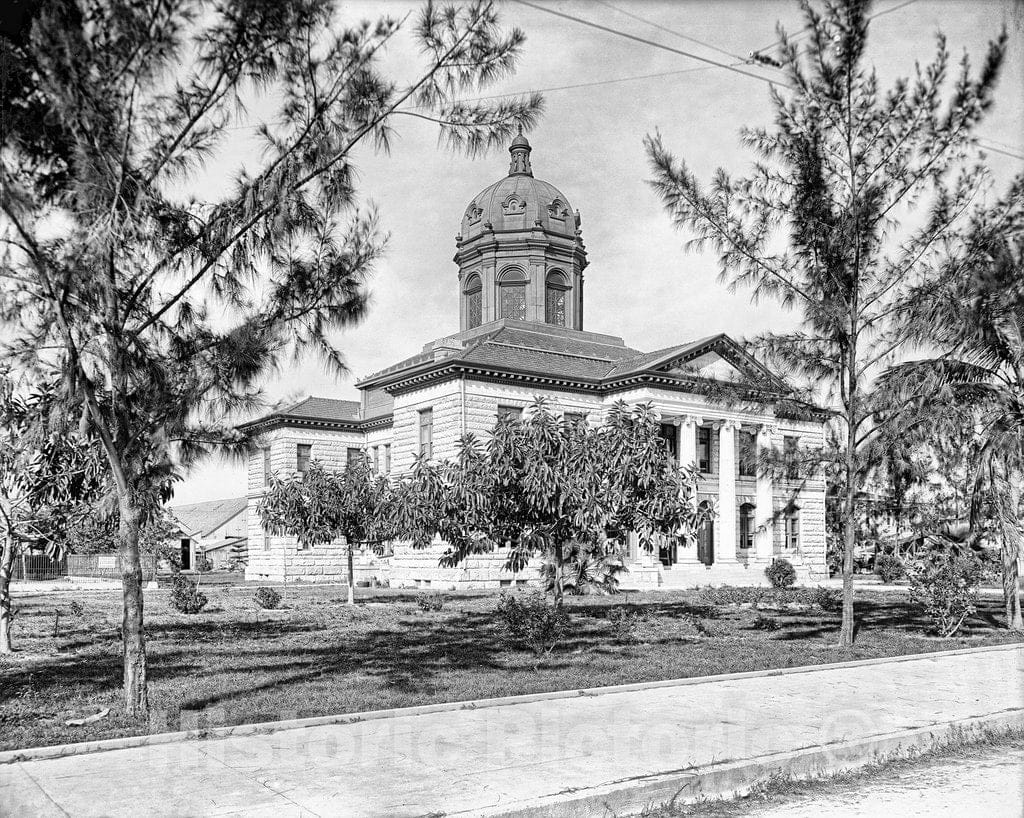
[
  {"left": 11, "top": 553, "right": 68, "bottom": 581},
  {"left": 67, "top": 554, "right": 157, "bottom": 582}
]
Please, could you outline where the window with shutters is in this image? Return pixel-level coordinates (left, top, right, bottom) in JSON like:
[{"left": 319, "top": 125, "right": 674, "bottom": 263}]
[
  {"left": 697, "top": 427, "right": 712, "bottom": 473},
  {"left": 263, "top": 447, "right": 272, "bottom": 486},
  {"left": 419, "top": 408, "right": 433, "bottom": 458},
  {"left": 739, "top": 503, "right": 756, "bottom": 549},
  {"left": 785, "top": 503, "right": 800, "bottom": 549},
  {"left": 296, "top": 443, "right": 312, "bottom": 473}
]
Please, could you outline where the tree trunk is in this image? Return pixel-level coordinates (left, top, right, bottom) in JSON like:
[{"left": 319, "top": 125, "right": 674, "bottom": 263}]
[
  {"left": 347, "top": 540, "right": 355, "bottom": 606},
  {"left": 0, "top": 533, "right": 16, "bottom": 654},
  {"left": 552, "top": 543, "right": 564, "bottom": 608},
  {"left": 1002, "top": 478, "right": 1023, "bottom": 631},
  {"left": 839, "top": 350, "right": 859, "bottom": 648},
  {"left": 118, "top": 495, "right": 148, "bottom": 721}
]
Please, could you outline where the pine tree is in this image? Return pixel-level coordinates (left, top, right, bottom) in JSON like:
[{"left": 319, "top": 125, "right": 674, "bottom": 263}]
[
  {"left": 1, "top": 0, "right": 540, "bottom": 718},
  {"left": 646, "top": 0, "right": 1006, "bottom": 645}
]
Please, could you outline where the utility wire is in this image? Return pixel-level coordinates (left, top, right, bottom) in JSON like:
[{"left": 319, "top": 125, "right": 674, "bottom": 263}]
[
  {"left": 510, "top": 0, "right": 790, "bottom": 88},
  {"left": 593, "top": 0, "right": 754, "bottom": 65}
]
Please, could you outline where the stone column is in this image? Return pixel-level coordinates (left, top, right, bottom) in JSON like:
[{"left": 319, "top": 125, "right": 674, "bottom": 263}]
[
  {"left": 677, "top": 416, "right": 699, "bottom": 469},
  {"left": 718, "top": 420, "right": 737, "bottom": 562},
  {"left": 755, "top": 424, "right": 775, "bottom": 560}
]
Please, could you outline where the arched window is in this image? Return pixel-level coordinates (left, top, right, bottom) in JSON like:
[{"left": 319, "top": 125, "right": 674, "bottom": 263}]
[
  {"left": 739, "top": 503, "right": 756, "bottom": 550},
  {"left": 545, "top": 270, "right": 570, "bottom": 326},
  {"left": 464, "top": 273, "right": 482, "bottom": 329},
  {"left": 697, "top": 500, "right": 714, "bottom": 566},
  {"left": 498, "top": 268, "right": 527, "bottom": 321},
  {"left": 784, "top": 503, "right": 800, "bottom": 550}
]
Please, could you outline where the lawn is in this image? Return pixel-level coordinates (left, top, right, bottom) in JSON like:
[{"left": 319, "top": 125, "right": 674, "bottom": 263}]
[{"left": 1, "top": 583, "right": 1021, "bottom": 752}]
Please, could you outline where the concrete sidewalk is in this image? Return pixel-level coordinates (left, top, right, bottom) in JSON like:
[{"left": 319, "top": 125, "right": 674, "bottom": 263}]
[{"left": 2, "top": 645, "right": 1022, "bottom": 817}]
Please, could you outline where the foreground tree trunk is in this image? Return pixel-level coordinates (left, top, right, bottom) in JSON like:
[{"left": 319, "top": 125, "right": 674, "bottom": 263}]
[
  {"left": 0, "top": 533, "right": 16, "bottom": 654},
  {"left": 118, "top": 495, "right": 148, "bottom": 720},
  {"left": 346, "top": 539, "right": 355, "bottom": 606}
]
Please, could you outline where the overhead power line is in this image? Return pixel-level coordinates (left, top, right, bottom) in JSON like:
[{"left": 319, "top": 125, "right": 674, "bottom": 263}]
[{"left": 510, "top": 0, "right": 790, "bottom": 89}]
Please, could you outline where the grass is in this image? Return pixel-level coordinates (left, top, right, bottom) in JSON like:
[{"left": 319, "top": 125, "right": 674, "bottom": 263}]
[
  {"left": 1, "top": 583, "right": 1021, "bottom": 751},
  {"left": 636, "top": 724, "right": 1024, "bottom": 816}
]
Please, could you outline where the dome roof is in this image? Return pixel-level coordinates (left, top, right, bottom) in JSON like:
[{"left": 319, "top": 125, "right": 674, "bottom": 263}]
[
  {"left": 461, "top": 175, "right": 579, "bottom": 240},
  {"left": 460, "top": 134, "right": 579, "bottom": 241}
]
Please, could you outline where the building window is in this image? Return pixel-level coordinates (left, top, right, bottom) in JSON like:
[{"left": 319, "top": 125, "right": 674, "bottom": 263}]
[
  {"left": 497, "top": 405, "right": 522, "bottom": 423},
  {"left": 659, "top": 423, "right": 678, "bottom": 461},
  {"left": 346, "top": 447, "right": 363, "bottom": 468},
  {"left": 697, "top": 427, "right": 712, "bottom": 474},
  {"left": 464, "top": 273, "right": 482, "bottom": 329},
  {"left": 384, "top": 443, "right": 391, "bottom": 474},
  {"left": 263, "top": 447, "right": 272, "bottom": 486},
  {"left": 564, "top": 411, "right": 586, "bottom": 427},
  {"left": 296, "top": 443, "right": 312, "bottom": 473},
  {"left": 739, "top": 431, "right": 756, "bottom": 477},
  {"left": 372, "top": 445, "right": 380, "bottom": 473},
  {"left": 263, "top": 529, "right": 271, "bottom": 551},
  {"left": 739, "top": 503, "right": 756, "bottom": 549},
  {"left": 784, "top": 435, "right": 799, "bottom": 479},
  {"left": 419, "top": 408, "right": 433, "bottom": 459},
  {"left": 500, "top": 284, "right": 526, "bottom": 321},
  {"left": 785, "top": 503, "right": 800, "bottom": 549},
  {"left": 545, "top": 270, "right": 569, "bottom": 327}
]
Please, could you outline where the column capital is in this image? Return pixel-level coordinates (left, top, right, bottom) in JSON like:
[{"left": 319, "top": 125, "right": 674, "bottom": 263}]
[
  {"left": 677, "top": 414, "right": 703, "bottom": 428},
  {"left": 720, "top": 418, "right": 739, "bottom": 432}
]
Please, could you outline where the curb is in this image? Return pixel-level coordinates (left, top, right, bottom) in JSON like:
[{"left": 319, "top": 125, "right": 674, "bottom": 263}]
[
  {"left": 469, "top": 709, "right": 1024, "bottom": 817},
  {"left": 1, "top": 641, "right": 1021, "bottom": 765}
]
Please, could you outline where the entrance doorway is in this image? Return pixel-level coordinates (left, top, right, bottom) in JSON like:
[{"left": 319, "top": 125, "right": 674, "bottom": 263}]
[
  {"left": 180, "top": 538, "right": 192, "bottom": 570},
  {"left": 658, "top": 538, "right": 677, "bottom": 567},
  {"left": 696, "top": 502, "right": 714, "bottom": 566}
]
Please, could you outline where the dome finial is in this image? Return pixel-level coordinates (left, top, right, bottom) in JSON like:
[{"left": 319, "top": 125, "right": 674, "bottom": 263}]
[{"left": 508, "top": 127, "right": 533, "bottom": 177}]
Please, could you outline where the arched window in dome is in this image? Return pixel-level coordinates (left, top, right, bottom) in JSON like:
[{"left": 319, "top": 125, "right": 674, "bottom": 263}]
[
  {"left": 545, "top": 270, "right": 570, "bottom": 327},
  {"left": 498, "top": 268, "right": 527, "bottom": 321},
  {"left": 464, "top": 273, "right": 482, "bottom": 329}
]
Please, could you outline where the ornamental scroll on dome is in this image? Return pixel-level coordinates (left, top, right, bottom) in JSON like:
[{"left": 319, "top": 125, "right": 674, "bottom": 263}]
[
  {"left": 546, "top": 198, "right": 570, "bottom": 220},
  {"left": 465, "top": 201, "right": 483, "bottom": 223},
  {"left": 502, "top": 195, "right": 526, "bottom": 215}
]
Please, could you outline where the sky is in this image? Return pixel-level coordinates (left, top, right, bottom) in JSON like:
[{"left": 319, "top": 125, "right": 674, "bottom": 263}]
[{"left": 171, "top": 0, "right": 1024, "bottom": 506}]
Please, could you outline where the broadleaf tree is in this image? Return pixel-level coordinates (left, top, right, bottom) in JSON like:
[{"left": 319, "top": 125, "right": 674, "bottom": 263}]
[
  {"left": 395, "top": 399, "right": 708, "bottom": 606},
  {"left": 259, "top": 458, "right": 395, "bottom": 605},
  {"left": 0, "top": 0, "right": 541, "bottom": 718},
  {"left": 0, "top": 375, "right": 106, "bottom": 653},
  {"left": 645, "top": 0, "right": 1007, "bottom": 646}
]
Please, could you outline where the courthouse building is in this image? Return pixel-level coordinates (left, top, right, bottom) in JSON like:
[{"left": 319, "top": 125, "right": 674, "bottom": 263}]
[{"left": 239, "top": 134, "right": 828, "bottom": 588}]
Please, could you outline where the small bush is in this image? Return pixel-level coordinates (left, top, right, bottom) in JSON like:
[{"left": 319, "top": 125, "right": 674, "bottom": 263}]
[
  {"left": 875, "top": 554, "right": 905, "bottom": 584},
  {"left": 496, "top": 591, "right": 568, "bottom": 664},
  {"left": 417, "top": 592, "right": 445, "bottom": 612},
  {"left": 193, "top": 554, "right": 213, "bottom": 573},
  {"left": 765, "top": 559, "right": 797, "bottom": 588},
  {"left": 752, "top": 614, "right": 780, "bottom": 631},
  {"left": 810, "top": 586, "right": 842, "bottom": 613},
  {"left": 607, "top": 607, "right": 655, "bottom": 643},
  {"left": 169, "top": 575, "right": 207, "bottom": 614},
  {"left": 908, "top": 550, "right": 983, "bottom": 637},
  {"left": 253, "top": 586, "right": 282, "bottom": 610}
]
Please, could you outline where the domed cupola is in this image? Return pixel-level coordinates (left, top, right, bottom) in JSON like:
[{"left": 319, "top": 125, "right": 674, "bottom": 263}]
[{"left": 455, "top": 132, "right": 588, "bottom": 332}]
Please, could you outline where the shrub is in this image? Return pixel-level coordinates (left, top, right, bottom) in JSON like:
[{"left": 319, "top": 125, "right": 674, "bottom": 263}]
[
  {"left": 752, "top": 614, "right": 780, "bottom": 631},
  {"left": 496, "top": 591, "right": 568, "bottom": 664},
  {"left": 810, "top": 586, "right": 842, "bottom": 613},
  {"left": 417, "top": 592, "right": 445, "bottom": 612},
  {"left": 253, "top": 586, "right": 282, "bottom": 610},
  {"left": 607, "top": 607, "right": 654, "bottom": 643},
  {"left": 765, "top": 559, "right": 797, "bottom": 588},
  {"left": 908, "top": 550, "right": 983, "bottom": 637},
  {"left": 169, "top": 575, "right": 207, "bottom": 614},
  {"left": 875, "top": 554, "right": 905, "bottom": 584},
  {"left": 193, "top": 553, "right": 213, "bottom": 573}
]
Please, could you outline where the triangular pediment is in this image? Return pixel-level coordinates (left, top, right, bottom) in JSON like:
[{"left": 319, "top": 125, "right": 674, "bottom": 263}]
[
  {"left": 650, "top": 335, "right": 787, "bottom": 392},
  {"left": 661, "top": 350, "right": 748, "bottom": 382}
]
